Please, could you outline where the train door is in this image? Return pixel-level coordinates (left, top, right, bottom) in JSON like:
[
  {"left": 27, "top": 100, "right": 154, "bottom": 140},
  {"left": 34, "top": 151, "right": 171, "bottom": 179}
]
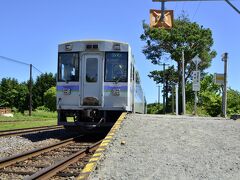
[{"left": 81, "top": 54, "right": 103, "bottom": 106}]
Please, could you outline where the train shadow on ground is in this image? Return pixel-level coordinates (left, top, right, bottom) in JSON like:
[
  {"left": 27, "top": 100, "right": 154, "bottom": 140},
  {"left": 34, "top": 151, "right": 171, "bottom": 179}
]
[
  {"left": 20, "top": 128, "right": 110, "bottom": 142},
  {"left": 20, "top": 129, "right": 74, "bottom": 142}
]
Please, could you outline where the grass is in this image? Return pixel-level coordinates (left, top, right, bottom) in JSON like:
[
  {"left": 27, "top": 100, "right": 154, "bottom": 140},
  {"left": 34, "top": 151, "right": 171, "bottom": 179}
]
[
  {"left": 0, "top": 110, "right": 57, "bottom": 131},
  {"left": 0, "top": 120, "right": 57, "bottom": 131}
]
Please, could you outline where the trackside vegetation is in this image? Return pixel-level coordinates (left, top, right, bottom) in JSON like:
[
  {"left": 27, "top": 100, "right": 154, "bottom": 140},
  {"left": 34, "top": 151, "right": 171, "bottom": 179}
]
[
  {"left": 141, "top": 14, "right": 240, "bottom": 116},
  {"left": 0, "top": 110, "right": 57, "bottom": 131},
  {"left": 0, "top": 73, "right": 57, "bottom": 130}
]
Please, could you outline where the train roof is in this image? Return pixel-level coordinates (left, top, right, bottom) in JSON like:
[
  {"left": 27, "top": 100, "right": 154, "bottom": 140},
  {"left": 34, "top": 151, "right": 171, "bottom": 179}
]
[{"left": 59, "top": 39, "right": 129, "bottom": 46}]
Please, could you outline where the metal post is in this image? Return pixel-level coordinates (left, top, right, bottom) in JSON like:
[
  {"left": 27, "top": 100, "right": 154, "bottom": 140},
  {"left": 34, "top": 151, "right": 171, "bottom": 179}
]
[
  {"left": 157, "top": 85, "right": 160, "bottom": 105},
  {"left": 176, "top": 83, "right": 179, "bottom": 115},
  {"left": 182, "top": 51, "right": 186, "bottom": 115},
  {"left": 194, "top": 66, "right": 198, "bottom": 115},
  {"left": 29, "top": 64, "right": 32, "bottom": 116},
  {"left": 222, "top": 53, "right": 228, "bottom": 118},
  {"left": 172, "top": 84, "right": 174, "bottom": 114},
  {"left": 160, "top": 0, "right": 165, "bottom": 22},
  {"left": 163, "top": 63, "right": 166, "bottom": 114}
]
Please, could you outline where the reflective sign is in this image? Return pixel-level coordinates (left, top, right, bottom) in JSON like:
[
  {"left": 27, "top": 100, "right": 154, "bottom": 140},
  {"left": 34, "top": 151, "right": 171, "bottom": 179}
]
[
  {"left": 150, "top": 10, "right": 173, "bottom": 29},
  {"left": 214, "top": 73, "right": 224, "bottom": 85},
  {"left": 192, "top": 70, "right": 200, "bottom": 91},
  {"left": 192, "top": 55, "right": 201, "bottom": 66}
]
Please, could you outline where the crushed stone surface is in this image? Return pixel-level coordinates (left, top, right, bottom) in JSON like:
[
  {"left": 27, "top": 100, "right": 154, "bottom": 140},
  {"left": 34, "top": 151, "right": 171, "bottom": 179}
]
[
  {"left": 0, "top": 129, "right": 72, "bottom": 158},
  {"left": 90, "top": 114, "right": 240, "bottom": 180}
]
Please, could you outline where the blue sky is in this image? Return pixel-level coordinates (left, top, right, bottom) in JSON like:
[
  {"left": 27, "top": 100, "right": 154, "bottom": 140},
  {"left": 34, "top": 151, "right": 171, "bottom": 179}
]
[{"left": 0, "top": 0, "right": 239, "bottom": 103}]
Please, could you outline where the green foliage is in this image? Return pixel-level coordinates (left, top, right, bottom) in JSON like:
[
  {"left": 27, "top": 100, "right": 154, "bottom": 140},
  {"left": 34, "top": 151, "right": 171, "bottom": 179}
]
[
  {"left": 36, "top": 106, "right": 50, "bottom": 112},
  {"left": 0, "top": 78, "right": 19, "bottom": 107},
  {"left": 141, "top": 17, "right": 216, "bottom": 72},
  {"left": 32, "top": 72, "right": 56, "bottom": 109},
  {"left": 227, "top": 88, "right": 240, "bottom": 115},
  {"left": 0, "top": 72, "right": 56, "bottom": 113},
  {"left": 185, "top": 74, "right": 222, "bottom": 116},
  {"left": 148, "top": 66, "right": 178, "bottom": 113},
  {"left": 31, "top": 110, "right": 57, "bottom": 119},
  {"left": 147, "top": 103, "right": 163, "bottom": 114},
  {"left": 148, "top": 65, "right": 178, "bottom": 85},
  {"left": 43, "top": 86, "right": 56, "bottom": 111},
  {"left": 185, "top": 74, "right": 240, "bottom": 117},
  {"left": 197, "top": 74, "right": 221, "bottom": 116},
  {"left": 141, "top": 14, "right": 216, "bottom": 114},
  {"left": 0, "top": 78, "right": 28, "bottom": 112},
  {"left": 0, "top": 110, "right": 57, "bottom": 122},
  {"left": 0, "top": 120, "right": 56, "bottom": 131},
  {"left": 201, "top": 91, "right": 222, "bottom": 116}
]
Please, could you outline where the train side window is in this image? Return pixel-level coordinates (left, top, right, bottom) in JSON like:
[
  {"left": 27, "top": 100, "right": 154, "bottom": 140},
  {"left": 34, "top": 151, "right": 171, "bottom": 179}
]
[
  {"left": 105, "top": 52, "right": 128, "bottom": 82},
  {"left": 86, "top": 58, "right": 98, "bottom": 82},
  {"left": 130, "top": 64, "right": 133, "bottom": 82},
  {"left": 58, "top": 53, "right": 79, "bottom": 82},
  {"left": 136, "top": 71, "right": 140, "bottom": 84}
]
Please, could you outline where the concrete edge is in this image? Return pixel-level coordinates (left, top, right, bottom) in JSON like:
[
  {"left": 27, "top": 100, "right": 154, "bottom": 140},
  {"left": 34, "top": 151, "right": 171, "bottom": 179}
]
[{"left": 77, "top": 112, "right": 127, "bottom": 180}]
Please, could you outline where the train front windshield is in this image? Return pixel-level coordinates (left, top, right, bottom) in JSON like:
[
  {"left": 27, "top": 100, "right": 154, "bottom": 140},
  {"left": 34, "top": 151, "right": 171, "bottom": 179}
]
[
  {"left": 58, "top": 53, "right": 79, "bottom": 82},
  {"left": 105, "top": 52, "right": 128, "bottom": 82}
]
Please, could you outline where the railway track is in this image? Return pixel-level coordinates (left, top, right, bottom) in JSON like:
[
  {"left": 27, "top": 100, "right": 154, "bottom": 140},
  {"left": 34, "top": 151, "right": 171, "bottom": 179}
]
[
  {"left": 0, "top": 125, "right": 64, "bottom": 137},
  {"left": 0, "top": 135, "right": 102, "bottom": 179}
]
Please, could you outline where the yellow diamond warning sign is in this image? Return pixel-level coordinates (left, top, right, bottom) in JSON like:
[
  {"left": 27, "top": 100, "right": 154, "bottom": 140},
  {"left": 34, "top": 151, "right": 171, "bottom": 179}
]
[{"left": 150, "top": 9, "right": 173, "bottom": 29}]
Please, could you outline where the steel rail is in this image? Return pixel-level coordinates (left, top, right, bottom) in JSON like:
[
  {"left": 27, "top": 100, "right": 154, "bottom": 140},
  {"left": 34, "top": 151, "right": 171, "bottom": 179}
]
[
  {"left": 0, "top": 135, "right": 83, "bottom": 169},
  {"left": 24, "top": 140, "right": 102, "bottom": 180},
  {"left": 0, "top": 125, "right": 63, "bottom": 137}
]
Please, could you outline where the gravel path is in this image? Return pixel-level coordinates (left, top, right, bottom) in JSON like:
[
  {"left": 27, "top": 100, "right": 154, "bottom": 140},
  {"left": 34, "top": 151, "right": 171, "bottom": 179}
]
[{"left": 91, "top": 114, "right": 240, "bottom": 180}]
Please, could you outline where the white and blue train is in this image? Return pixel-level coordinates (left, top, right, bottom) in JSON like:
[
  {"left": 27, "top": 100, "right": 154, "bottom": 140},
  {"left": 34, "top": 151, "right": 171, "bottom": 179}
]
[{"left": 57, "top": 40, "right": 146, "bottom": 129}]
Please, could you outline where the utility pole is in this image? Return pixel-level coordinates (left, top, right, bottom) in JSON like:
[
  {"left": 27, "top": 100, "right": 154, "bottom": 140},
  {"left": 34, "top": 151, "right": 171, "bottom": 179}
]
[
  {"left": 157, "top": 85, "right": 161, "bottom": 105},
  {"left": 192, "top": 55, "right": 201, "bottom": 115},
  {"left": 161, "top": 63, "right": 170, "bottom": 114},
  {"left": 175, "top": 83, "right": 179, "bottom": 115},
  {"left": 163, "top": 63, "right": 166, "bottom": 114},
  {"left": 29, "top": 64, "right": 33, "bottom": 116},
  {"left": 171, "top": 83, "right": 175, "bottom": 114},
  {"left": 182, "top": 51, "right": 186, "bottom": 115},
  {"left": 222, "top": 52, "right": 228, "bottom": 118}
]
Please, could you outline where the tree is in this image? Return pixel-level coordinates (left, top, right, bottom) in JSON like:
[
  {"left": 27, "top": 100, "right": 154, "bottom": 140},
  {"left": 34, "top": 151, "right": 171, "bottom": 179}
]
[
  {"left": 0, "top": 78, "right": 19, "bottom": 108},
  {"left": 227, "top": 88, "right": 240, "bottom": 115},
  {"left": 44, "top": 87, "right": 56, "bottom": 111},
  {"left": 148, "top": 65, "right": 178, "bottom": 112},
  {"left": 32, "top": 73, "right": 56, "bottom": 109},
  {"left": 185, "top": 74, "right": 222, "bottom": 116},
  {"left": 140, "top": 14, "right": 216, "bottom": 113},
  {"left": 147, "top": 103, "right": 163, "bottom": 114},
  {"left": 0, "top": 78, "right": 28, "bottom": 112},
  {"left": 15, "top": 82, "right": 29, "bottom": 113},
  {"left": 198, "top": 74, "right": 222, "bottom": 116}
]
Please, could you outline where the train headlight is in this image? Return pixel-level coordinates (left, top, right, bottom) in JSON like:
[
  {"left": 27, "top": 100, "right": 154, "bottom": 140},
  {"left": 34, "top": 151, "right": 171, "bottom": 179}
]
[{"left": 111, "top": 89, "right": 120, "bottom": 96}]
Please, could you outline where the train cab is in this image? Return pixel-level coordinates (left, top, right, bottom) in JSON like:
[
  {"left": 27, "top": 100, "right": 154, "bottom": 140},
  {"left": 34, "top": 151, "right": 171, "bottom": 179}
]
[{"left": 57, "top": 40, "right": 145, "bottom": 129}]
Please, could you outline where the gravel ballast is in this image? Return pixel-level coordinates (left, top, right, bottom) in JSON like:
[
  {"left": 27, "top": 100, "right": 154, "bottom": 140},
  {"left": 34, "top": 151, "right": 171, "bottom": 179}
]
[
  {"left": 91, "top": 114, "right": 240, "bottom": 179},
  {"left": 0, "top": 129, "right": 73, "bottom": 158}
]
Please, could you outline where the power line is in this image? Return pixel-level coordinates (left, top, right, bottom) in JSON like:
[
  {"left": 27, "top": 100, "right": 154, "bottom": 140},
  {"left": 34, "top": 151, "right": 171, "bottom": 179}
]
[
  {"left": 192, "top": 1, "right": 202, "bottom": 21},
  {"left": 32, "top": 65, "right": 43, "bottom": 74},
  {"left": 225, "top": 0, "right": 240, "bottom": 14},
  {"left": 0, "top": 55, "right": 29, "bottom": 66},
  {"left": 0, "top": 55, "right": 43, "bottom": 74}
]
